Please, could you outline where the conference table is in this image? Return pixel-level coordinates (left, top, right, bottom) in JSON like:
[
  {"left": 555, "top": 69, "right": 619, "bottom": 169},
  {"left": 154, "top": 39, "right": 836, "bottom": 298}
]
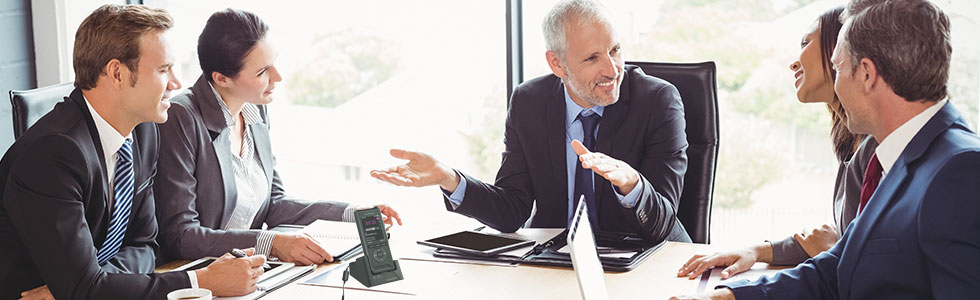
[{"left": 157, "top": 224, "right": 782, "bottom": 299}]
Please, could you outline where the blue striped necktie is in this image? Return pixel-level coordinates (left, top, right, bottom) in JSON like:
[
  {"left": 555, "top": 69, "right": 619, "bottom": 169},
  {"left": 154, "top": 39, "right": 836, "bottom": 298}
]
[{"left": 97, "top": 138, "right": 134, "bottom": 266}]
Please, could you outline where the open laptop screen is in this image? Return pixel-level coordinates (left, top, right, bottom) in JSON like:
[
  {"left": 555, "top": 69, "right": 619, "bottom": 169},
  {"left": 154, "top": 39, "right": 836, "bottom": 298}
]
[{"left": 568, "top": 195, "right": 610, "bottom": 300}]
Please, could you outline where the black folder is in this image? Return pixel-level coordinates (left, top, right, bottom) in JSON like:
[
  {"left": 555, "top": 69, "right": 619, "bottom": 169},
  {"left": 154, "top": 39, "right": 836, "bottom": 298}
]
[{"left": 432, "top": 230, "right": 666, "bottom": 272}]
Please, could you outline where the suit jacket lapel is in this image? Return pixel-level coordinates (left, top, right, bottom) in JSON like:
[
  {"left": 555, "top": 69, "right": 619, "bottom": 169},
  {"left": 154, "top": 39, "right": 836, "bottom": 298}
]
[
  {"left": 130, "top": 131, "right": 141, "bottom": 196},
  {"left": 593, "top": 70, "right": 631, "bottom": 209},
  {"left": 837, "top": 102, "right": 961, "bottom": 298},
  {"left": 190, "top": 76, "right": 239, "bottom": 227},
  {"left": 69, "top": 89, "right": 112, "bottom": 216},
  {"left": 251, "top": 106, "right": 274, "bottom": 199},
  {"left": 547, "top": 80, "right": 568, "bottom": 219}
]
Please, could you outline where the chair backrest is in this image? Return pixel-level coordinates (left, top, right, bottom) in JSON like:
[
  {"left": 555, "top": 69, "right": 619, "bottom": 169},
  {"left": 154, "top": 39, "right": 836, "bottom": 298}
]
[
  {"left": 9, "top": 82, "right": 74, "bottom": 139},
  {"left": 628, "top": 61, "right": 719, "bottom": 244}
]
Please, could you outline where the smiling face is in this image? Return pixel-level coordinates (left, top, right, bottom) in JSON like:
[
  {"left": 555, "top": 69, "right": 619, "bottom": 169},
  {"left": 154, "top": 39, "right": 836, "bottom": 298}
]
[
  {"left": 220, "top": 39, "right": 282, "bottom": 106},
  {"left": 549, "top": 18, "right": 624, "bottom": 108},
  {"left": 119, "top": 29, "right": 180, "bottom": 124},
  {"left": 790, "top": 22, "right": 835, "bottom": 104}
]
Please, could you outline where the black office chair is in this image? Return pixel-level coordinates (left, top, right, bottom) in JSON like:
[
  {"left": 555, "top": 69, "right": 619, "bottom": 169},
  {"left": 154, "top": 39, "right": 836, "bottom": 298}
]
[
  {"left": 9, "top": 82, "right": 74, "bottom": 140},
  {"left": 629, "top": 61, "right": 719, "bottom": 244}
]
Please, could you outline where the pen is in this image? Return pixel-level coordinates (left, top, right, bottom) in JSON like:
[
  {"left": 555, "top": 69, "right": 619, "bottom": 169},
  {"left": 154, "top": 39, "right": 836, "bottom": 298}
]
[{"left": 230, "top": 248, "right": 272, "bottom": 269}]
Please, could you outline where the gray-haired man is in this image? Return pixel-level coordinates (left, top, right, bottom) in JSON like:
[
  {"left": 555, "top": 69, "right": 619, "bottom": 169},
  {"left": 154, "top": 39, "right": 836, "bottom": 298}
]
[{"left": 370, "top": 0, "right": 691, "bottom": 242}]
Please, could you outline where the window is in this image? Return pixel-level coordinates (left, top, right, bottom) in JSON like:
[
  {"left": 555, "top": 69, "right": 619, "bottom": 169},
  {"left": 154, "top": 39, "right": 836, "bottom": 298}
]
[
  {"left": 147, "top": 0, "right": 506, "bottom": 228},
  {"left": 522, "top": 0, "right": 980, "bottom": 245},
  {"left": 52, "top": 0, "right": 979, "bottom": 242}
]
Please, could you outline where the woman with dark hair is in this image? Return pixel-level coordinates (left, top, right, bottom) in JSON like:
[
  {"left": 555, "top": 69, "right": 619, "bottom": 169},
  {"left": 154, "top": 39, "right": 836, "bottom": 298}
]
[
  {"left": 154, "top": 8, "right": 401, "bottom": 265},
  {"left": 676, "top": 6, "right": 879, "bottom": 279}
]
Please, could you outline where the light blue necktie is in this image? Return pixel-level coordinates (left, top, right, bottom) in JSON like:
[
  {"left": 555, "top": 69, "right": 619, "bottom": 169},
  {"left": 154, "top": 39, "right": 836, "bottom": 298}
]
[{"left": 97, "top": 138, "right": 134, "bottom": 266}]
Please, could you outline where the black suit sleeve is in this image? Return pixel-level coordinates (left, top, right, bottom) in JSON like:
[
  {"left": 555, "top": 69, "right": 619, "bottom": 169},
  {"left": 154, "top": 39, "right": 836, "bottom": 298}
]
[
  {"left": 622, "top": 83, "right": 689, "bottom": 242},
  {"left": 4, "top": 135, "right": 188, "bottom": 299},
  {"left": 264, "top": 168, "right": 349, "bottom": 227}
]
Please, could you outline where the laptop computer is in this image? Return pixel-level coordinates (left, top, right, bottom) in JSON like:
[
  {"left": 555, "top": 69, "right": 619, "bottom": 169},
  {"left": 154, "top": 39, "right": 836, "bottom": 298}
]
[{"left": 568, "top": 195, "right": 610, "bottom": 300}]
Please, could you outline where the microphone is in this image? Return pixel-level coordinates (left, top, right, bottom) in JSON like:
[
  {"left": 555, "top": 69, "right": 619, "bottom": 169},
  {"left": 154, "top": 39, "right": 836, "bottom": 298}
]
[{"left": 341, "top": 264, "right": 350, "bottom": 300}]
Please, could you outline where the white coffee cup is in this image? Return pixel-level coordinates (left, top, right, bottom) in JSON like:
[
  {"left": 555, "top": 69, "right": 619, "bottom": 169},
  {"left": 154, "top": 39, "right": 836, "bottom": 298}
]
[{"left": 167, "top": 288, "right": 212, "bottom": 300}]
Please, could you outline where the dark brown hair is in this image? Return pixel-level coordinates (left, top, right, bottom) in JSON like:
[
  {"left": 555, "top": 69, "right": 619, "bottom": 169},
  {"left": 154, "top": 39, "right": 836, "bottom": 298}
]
[
  {"left": 817, "top": 6, "right": 864, "bottom": 162},
  {"left": 197, "top": 8, "right": 269, "bottom": 83},
  {"left": 73, "top": 4, "right": 174, "bottom": 90}
]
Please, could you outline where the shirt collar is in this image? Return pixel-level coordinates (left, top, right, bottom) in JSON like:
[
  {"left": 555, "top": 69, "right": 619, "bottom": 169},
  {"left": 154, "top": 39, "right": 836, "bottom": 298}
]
[
  {"left": 83, "top": 95, "right": 131, "bottom": 158},
  {"left": 208, "top": 82, "right": 264, "bottom": 128},
  {"left": 876, "top": 99, "right": 948, "bottom": 176},
  {"left": 563, "top": 80, "right": 605, "bottom": 130}
]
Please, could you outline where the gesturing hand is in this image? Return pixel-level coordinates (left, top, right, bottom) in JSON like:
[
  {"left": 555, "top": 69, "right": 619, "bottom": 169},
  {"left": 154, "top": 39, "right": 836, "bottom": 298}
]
[
  {"left": 19, "top": 285, "right": 52, "bottom": 300},
  {"left": 369, "top": 149, "right": 460, "bottom": 192},
  {"left": 572, "top": 140, "right": 640, "bottom": 194},
  {"left": 794, "top": 224, "right": 839, "bottom": 257}
]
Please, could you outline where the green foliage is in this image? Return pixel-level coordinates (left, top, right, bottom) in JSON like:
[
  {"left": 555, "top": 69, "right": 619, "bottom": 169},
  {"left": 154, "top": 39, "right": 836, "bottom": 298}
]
[
  {"left": 729, "top": 84, "right": 829, "bottom": 130},
  {"left": 638, "top": 4, "right": 763, "bottom": 91},
  {"left": 289, "top": 29, "right": 401, "bottom": 108},
  {"left": 713, "top": 126, "right": 786, "bottom": 209},
  {"left": 463, "top": 90, "right": 507, "bottom": 182}
]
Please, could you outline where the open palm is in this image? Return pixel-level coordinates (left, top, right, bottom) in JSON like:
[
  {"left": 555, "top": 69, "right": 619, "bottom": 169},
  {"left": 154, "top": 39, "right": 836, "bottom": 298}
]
[{"left": 370, "top": 149, "right": 456, "bottom": 188}]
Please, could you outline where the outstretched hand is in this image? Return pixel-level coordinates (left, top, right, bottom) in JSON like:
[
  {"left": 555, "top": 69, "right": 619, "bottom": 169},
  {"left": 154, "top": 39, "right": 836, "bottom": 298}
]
[
  {"left": 370, "top": 149, "right": 460, "bottom": 192},
  {"left": 572, "top": 140, "right": 640, "bottom": 194}
]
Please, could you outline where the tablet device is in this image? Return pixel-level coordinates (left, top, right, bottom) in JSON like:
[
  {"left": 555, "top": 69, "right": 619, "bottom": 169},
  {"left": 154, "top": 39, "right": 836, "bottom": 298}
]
[{"left": 417, "top": 231, "right": 534, "bottom": 256}]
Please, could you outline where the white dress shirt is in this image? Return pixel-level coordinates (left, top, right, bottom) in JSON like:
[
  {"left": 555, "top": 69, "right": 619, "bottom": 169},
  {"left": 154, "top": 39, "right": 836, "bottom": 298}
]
[
  {"left": 875, "top": 99, "right": 948, "bottom": 181},
  {"left": 84, "top": 97, "right": 200, "bottom": 287},
  {"left": 209, "top": 84, "right": 276, "bottom": 256}
]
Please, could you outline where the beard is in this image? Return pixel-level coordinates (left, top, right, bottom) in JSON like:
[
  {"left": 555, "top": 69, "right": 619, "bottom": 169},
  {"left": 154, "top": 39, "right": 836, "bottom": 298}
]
[{"left": 564, "top": 64, "right": 622, "bottom": 107}]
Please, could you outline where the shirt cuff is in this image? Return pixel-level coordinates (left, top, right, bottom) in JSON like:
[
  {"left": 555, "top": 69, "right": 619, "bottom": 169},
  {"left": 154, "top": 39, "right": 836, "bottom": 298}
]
[
  {"left": 186, "top": 270, "right": 199, "bottom": 289},
  {"left": 613, "top": 180, "right": 643, "bottom": 208},
  {"left": 341, "top": 206, "right": 357, "bottom": 222},
  {"left": 442, "top": 170, "right": 466, "bottom": 209},
  {"left": 721, "top": 279, "right": 769, "bottom": 299},
  {"left": 255, "top": 231, "right": 276, "bottom": 257}
]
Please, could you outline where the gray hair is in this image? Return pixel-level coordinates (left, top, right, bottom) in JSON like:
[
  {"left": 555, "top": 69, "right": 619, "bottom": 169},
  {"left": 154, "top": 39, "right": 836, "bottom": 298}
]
[
  {"left": 840, "top": 0, "right": 951, "bottom": 101},
  {"left": 541, "top": 0, "right": 613, "bottom": 60}
]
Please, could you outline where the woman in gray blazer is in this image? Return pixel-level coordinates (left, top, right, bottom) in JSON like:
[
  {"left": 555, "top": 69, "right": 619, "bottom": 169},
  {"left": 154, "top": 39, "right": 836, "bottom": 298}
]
[
  {"left": 155, "top": 8, "right": 400, "bottom": 266},
  {"left": 677, "top": 6, "right": 878, "bottom": 279}
]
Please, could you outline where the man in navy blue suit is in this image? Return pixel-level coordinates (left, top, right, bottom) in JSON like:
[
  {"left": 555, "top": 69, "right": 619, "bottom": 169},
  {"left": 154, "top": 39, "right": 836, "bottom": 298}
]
[{"left": 674, "top": 0, "right": 980, "bottom": 299}]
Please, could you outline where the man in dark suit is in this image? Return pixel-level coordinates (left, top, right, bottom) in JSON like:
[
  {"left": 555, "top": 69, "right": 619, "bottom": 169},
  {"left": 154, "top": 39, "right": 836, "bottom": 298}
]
[
  {"left": 0, "top": 4, "right": 263, "bottom": 299},
  {"left": 676, "top": 1, "right": 980, "bottom": 299},
  {"left": 371, "top": 0, "right": 690, "bottom": 243}
]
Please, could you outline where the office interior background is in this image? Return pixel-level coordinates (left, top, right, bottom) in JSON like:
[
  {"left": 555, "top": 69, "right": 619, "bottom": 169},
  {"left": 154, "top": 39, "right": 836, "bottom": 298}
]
[{"left": 1, "top": 0, "right": 978, "bottom": 245}]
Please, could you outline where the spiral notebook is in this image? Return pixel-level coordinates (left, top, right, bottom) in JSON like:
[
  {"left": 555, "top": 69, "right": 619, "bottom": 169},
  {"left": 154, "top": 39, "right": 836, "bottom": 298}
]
[{"left": 297, "top": 220, "right": 363, "bottom": 262}]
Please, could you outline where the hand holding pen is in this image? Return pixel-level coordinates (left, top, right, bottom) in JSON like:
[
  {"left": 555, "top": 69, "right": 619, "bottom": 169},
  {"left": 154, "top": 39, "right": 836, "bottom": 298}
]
[{"left": 231, "top": 248, "right": 271, "bottom": 269}]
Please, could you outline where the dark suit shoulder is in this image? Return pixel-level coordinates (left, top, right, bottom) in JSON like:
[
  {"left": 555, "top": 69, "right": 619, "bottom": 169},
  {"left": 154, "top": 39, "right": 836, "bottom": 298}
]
[
  {"left": 929, "top": 125, "right": 980, "bottom": 159},
  {"left": 622, "top": 65, "right": 681, "bottom": 108},
  {"left": 1, "top": 99, "right": 95, "bottom": 175},
  {"left": 510, "top": 73, "right": 561, "bottom": 108},
  {"left": 159, "top": 92, "right": 208, "bottom": 137},
  {"left": 168, "top": 90, "right": 203, "bottom": 115}
]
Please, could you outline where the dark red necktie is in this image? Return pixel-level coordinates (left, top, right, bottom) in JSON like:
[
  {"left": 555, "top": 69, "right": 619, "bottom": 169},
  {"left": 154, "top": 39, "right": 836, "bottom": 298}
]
[{"left": 858, "top": 153, "right": 883, "bottom": 215}]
